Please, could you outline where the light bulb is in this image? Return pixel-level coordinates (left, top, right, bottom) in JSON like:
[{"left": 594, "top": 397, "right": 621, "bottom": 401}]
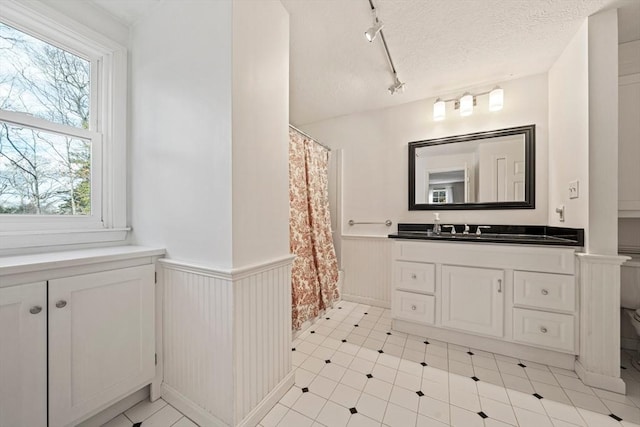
[
  {"left": 489, "top": 86, "right": 504, "bottom": 111},
  {"left": 459, "top": 93, "right": 474, "bottom": 116},
  {"left": 433, "top": 98, "right": 445, "bottom": 121}
]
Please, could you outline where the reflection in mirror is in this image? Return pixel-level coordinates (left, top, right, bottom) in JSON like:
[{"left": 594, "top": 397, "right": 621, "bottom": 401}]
[{"left": 409, "top": 125, "right": 535, "bottom": 210}]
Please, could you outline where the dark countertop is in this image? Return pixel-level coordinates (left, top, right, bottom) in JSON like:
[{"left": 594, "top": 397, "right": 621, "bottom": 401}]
[{"left": 389, "top": 224, "right": 584, "bottom": 247}]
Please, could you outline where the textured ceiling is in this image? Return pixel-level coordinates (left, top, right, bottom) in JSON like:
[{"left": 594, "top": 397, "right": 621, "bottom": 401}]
[
  {"left": 88, "top": 0, "right": 638, "bottom": 125},
  {"left": 282, "top": 0, "right": 634, "bottom": 125}
]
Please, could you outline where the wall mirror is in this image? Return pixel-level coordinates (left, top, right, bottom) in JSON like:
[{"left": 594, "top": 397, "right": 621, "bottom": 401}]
[{"left": 409, "top": 125, "right": 535, "bottom": 210}]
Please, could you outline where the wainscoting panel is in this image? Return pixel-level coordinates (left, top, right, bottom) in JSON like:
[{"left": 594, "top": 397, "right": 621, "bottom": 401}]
[
  {"left": 160, "top": 257, "right": 294, "bottom": 426},
  {"left": 233, "top": 262, "right": 292, "bottom": 422},
  {"left": 575, "top": 253, "right": 629, "bottom": 394},
  {"left": 163, "top": 265, "right": 234, "bottom": 425},
  {"left": 341, "top": 236, "right": 392, "bottom": 308}
]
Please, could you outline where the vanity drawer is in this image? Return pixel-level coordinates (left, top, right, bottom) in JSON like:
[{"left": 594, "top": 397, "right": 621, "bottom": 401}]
[
  {"left": 392, "top": 290, "right": 435, "bottom": 325},
  {"left": 513, "top": 308, "right": 575, "bottom": 353},
  {"left": 393, "top": 261, "right": 435, "bottom": 294},
  {"left": 514, "top": 271, "right": 575, "bottom": 312}
]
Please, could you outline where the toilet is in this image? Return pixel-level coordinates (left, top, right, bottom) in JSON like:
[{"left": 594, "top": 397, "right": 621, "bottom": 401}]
[{"left": 621, "top": 254, "right": 640, "bottom": 368}]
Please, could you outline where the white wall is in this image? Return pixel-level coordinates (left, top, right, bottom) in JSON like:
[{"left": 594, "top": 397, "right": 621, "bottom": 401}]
[
  {"left": 587, "top": 9, "right": 619, "bottom": 256},
  {"left": 231, "top": 0, "right": 290, "bottom": 267},
  {"left": 301, "top": 73, "right": 549, "bottom": 236},
  {"left": 130, "top": 0, "right": 234, "bottom": 269},
  {"left": 548, "top": 21, "right": 589, "bottom": 234}
]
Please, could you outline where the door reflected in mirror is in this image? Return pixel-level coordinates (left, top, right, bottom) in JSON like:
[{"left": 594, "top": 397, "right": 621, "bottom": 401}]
[{"left": 409, "top": 125, "right": 535, "bottom": 210}]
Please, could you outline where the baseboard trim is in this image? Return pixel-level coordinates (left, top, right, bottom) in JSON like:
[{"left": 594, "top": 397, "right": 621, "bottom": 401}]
[
  {"left": 393, "top": 319, "right": 576, "bottom": 370},
  {"left": 162, "top": 384, "right": 229, "bottom": 427},
  {"left": 237, "top": 371, "right": 295, "bottom": 427},
  {"left": 76, "top": 387, "right": 149, "bottom": 427},
  {"left": 575, "top": 360, "right": 626, "bottom": 394},
  {"left": 342, "top": 293, "right": 390, "bottom": 309}
]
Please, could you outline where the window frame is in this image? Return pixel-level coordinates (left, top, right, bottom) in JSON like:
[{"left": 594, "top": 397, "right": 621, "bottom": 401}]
[{"left": 0, "top": 1, "right": 128, "bottom": 252}]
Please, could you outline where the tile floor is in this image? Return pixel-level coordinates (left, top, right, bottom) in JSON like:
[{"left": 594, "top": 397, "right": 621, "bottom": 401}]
[{"left": 104, "top": 301, "right": 640, "bottom": 427}]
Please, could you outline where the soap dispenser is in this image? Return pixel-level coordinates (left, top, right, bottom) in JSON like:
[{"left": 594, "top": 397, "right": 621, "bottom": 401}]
[{"left": 433, "top": 213, "right": 441, "bottom": 235}]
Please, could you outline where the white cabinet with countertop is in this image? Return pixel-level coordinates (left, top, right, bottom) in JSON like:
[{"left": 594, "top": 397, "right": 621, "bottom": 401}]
[
  {"left": 0, "top": 246, "right": 164, "bottom": 427},
  {"left": 391, "top": 240, "right": 579, "bottom": 368}
]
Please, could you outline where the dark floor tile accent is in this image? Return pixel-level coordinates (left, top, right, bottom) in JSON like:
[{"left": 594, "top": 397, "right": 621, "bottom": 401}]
[
  {"left": 133, "top": 423, "right": 142, "bottom": 427},
  {"left": 366, "top": 374, "right": 373, "bottom": 378},
  {"left": 424, "top": 340, "right": 430, "bottom": 345},
  {"left": 416, "top": 391, "right": 424, "bottom": 397},
  {"left": 325, "top": 360, "right": 331, "bottom": 364},
  {"left": 420, "top": 362, "right": 428, "bottom": 367},
  {"left": 354, "top": 324, "right": 359, "bottom": 327},
  {"left": 378, "top": 350, "right": 384, "bottom": 354},
  {"left": 621, "top": 366, "right": 628, "bottom": 370},
  {"left": 292, "top": 348, "right": 296, "bottom": 352},
  {"left": 342, "top": 339, "right": 347, "bottom": 343},
  {"left": 477, "top": 411, "right": 488, "bottom": 419},
  {"left": 609, "top": 414, "right": 623, "bottom": 422},
  {"left": 326, "top": 317, "right": 330, "bottom": 320},
  {"left": 533, "top": 393, "right": 543, "bottom": 399},
  {"left": 467, "top": 351, "right": 474, "bottom": 356},
  {"left": 471, "top": 376, "right": 480, "bottom": 382},
  {"left": 310, "top": 331, "right": 315, "bottom": 334},
  {"left": 386, "top": 332, "right": 392, "bottom": 335},
  {"left": 364, "top": 312, "right": 368, "bottom": 315},
  {"left": 349, "top": 408, "right": 358, "bottom": 414},
  {"left": 338, "top": 307, "right": 342, "bottom": 309},
  {"left": 517, "top": 363, "right": 526, "bottom": 368},
  {"left": 302, "top": 387, "right": 309, "bottom": 393}
]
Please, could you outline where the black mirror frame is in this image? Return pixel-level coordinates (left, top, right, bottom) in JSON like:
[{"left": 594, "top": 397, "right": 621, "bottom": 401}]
[{"left": 408, "top": 124, "right": 536, "bottom": 211}]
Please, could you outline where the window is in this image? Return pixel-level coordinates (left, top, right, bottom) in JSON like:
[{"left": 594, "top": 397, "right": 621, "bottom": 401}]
[
  {"left": 0, "top": 2, "right": 127, "bottom": 251},
  {"left": 432, "top": 188, "right": 447, "bottom": 204}
]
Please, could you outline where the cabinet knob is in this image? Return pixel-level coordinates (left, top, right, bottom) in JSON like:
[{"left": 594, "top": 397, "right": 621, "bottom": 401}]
[
  {"left": 29, "top": 306, "right": 42, "bottom": 315},
  {"left": 55, "top": 300, "right": 67, "bottom": 309},
  {"left": 411, "top": 274, "right": 417, "bottom": 279},
  {"left": 541, "top": 289, "right": 549, "bottom": 296},
  {"left": 497, "top": 279, "right": 502, "bottom": 293},
  {"left": 411, "top": 305, "right": 417, "bottom": 311},
  {"left": 540, "top": 326, "right": 548, "bottom": 334}
]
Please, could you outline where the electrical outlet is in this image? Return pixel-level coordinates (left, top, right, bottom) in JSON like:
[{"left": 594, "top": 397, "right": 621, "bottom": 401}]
[{"left": 569, "top": 180, "right": 579, "bottom": 199}]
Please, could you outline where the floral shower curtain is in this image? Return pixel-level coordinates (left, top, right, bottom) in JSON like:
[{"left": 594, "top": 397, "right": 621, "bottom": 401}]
[{"left": 289, "top": 127, "right": 339, "bottom": 330}]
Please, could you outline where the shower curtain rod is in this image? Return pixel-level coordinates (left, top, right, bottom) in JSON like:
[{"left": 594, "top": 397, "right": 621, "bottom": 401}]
[{"left": 289, "top": 124, "right": 331, "bottom": 152}]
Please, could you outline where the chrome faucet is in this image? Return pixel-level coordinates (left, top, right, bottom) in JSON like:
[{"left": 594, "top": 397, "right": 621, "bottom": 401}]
[
  {"left": 463, "top": 224, "right": 470, "bottom": 234},
  {"left": 476, "top": 226, "right": 491, "bottom": 235},
  {"left": 442, "top": 225, "right": 456, "bottom": 234}
]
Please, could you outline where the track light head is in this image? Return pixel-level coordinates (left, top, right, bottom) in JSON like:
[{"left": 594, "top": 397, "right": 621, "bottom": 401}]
[
  {"left": 365, "top": 20, "right": 384, "bottom": 42},
  {"left": 388, "top": 75, "right": 405, "bottom": 95}
]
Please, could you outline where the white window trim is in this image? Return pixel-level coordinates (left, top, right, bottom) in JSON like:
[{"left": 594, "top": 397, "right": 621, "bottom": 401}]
[{"left": 0, "top": 0, "right": 129, "bottom": 252}]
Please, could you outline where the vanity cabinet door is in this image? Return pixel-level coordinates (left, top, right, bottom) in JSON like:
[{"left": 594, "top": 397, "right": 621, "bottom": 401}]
[
  {"left": 0, "top": 282, "right": 47, "bottom": 427},
  {"left": 441, "top": 265, "right": 504, "bottom": 337},
  {"left": 48, "top": 265, "right": 155, "bottom": 427}
]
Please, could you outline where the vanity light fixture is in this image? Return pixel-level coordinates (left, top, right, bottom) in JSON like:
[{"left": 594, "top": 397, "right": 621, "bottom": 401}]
[
  {"left": 365, "top": 0, "right": 405, "bottom": 95},
  {"left": 431, "top": 86, "right": 505, "bottom": 120},
  {"left": 433, "top": 98, "right": 446, "bottom": 121},
  {"left": 459, "top": 93, "right": 474, "bottom": 117},
  {"left": 489, "top": 86, "right": 504, "bottom": 111}
]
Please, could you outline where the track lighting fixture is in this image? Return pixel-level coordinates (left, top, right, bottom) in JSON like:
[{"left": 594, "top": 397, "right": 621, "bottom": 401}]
[
  {"left": 388, "top": 74, "right": 405, "bottom": 95},
  {"left": 365, "top": 0, "right": 405, "bottom": 95},
  {"left": 365, "top": 19, "right": 384, "bottom": 42},
  {"left": 432, "top": 86, "right": 504, "bottom": 120}
]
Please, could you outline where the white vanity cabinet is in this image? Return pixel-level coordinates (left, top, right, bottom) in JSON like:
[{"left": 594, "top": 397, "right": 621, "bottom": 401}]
[
  {"left": 391, "top": 240, "right": 578, "bottom": 365},
  {"left": 441, "top": 265, "right": 504, "bottom": 337},
  {"left": 48, "top": 265, "right": 155, "bottom": 427},
  {"left": 0, "top": 246, "right": 163, "bottom": 427},
  {"left": 0, "top": 282, "right": 47, "bottom": 427}
]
